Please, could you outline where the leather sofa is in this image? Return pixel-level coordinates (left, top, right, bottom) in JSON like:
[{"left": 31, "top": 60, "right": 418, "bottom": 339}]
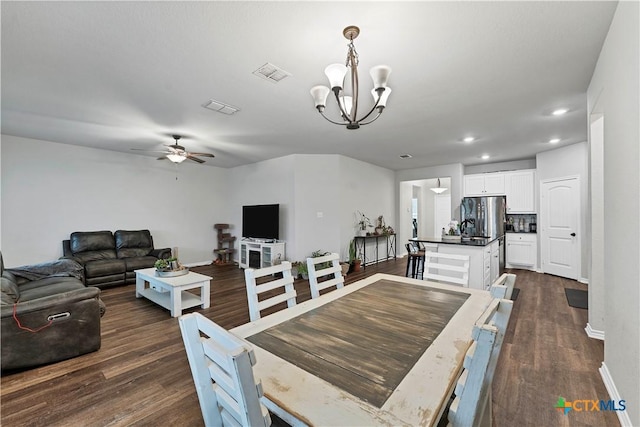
[
  {"left": 1, "top": 253, "right": 106, "bottom": 371},
  {"left": 62, "top": 230, "right": 171, "bottom": 288}
]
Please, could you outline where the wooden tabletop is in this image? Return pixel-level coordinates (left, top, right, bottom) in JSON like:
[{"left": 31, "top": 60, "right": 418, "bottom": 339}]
[{"left": 231, "top": 273, "right": 493, "bottom": 427}]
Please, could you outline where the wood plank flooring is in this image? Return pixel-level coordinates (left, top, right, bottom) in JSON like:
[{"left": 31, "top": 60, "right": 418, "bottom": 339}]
[{"left": 1, "top": 260, "right": 618, "bottom": 426}]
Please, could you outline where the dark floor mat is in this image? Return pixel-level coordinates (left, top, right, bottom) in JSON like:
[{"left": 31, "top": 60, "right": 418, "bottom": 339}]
[
  {"left": 565, "top": 288, "right": 588, "bottom": 309},
  {"left": 511, "top": 288, "right": 520, "bottom": 301}
]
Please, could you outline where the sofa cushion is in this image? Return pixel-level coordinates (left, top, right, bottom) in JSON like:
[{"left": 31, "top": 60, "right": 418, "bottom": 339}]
[
  {"left": 115, "top": 230, "right": 153, "bottom": 258},
  {"left": 70, "top": 231, "right": 117, "bottom": 263},
  {"left": 1, "top": 276, "right": 19, "bottom": 304},
  {"left": 18, "top": 277, "right": 85, "bottom": 301},
  {"left": 84, "top": 259, "right": 126, "bottom": 278},
  {"left": 123, "top": 256, "right": 158, "bottom": 272}
]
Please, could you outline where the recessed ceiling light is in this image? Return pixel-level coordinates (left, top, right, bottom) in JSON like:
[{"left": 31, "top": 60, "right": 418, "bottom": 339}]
[
  {"left": 463, "top": 137, "right": 475, "bottom": 143},
  {"left": 399, "top": 154, "right": 413, "bottom": 159},
  {"left": 481, "top": 154, "right": 490, "bottom": 160},
  {"left": 549, "top": 138, "right": 561, "bottom": 144},
  {"left": 552, "top": 108, "right": 568, "bottom": 116}
]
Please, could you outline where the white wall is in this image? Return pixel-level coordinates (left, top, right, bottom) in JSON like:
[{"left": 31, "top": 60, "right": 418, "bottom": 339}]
[
  {"left": 396, "top": 163, "right": 464, "bottom": 249},
  {"left": 588, "top": 2, "right": 640, "bottom": 425},
  {"left": 0, "top": 135, "right": 229, "bottom": 266},
  {"left": 229, "top": 155, "right": 296, "bottom": 257},
  {"left": 337, "top": 155, "right": 396, "bottom": 262},
  {"left": 536, "top": 142, "right": 590, "bottom": 281}
]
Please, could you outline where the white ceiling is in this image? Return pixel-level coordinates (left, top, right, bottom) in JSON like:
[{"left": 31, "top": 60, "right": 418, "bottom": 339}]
[{"left": 1, "top": 1, "right": 617, "bottom": 170}]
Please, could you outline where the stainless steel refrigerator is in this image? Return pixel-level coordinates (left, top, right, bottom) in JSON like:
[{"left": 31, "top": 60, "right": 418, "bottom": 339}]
[
  {"left": 460, "top": 196, "right": 506, "bottom": 238},
  {"left": 461, "top": 196, "right": 507, "bottom": 273}
]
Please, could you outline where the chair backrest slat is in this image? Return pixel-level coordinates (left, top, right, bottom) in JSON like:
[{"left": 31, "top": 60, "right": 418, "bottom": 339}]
[
  {"left": 424, "top": 251, "right": 470, "bottom": 286},
  {"left": 245, "top": 261, "right": 296, "bottom": 322},
  {"left": 489, "top": 273, "right": 517, "bottom": 299},
  {"left": 447, "top": 298, "right": 513, "bottom": 427},
  {"left": 307, "top": 253, "right": 344, "bottom": 299},
  {"left": 179, "top": 313, "right": 271, "bottom": 427}
]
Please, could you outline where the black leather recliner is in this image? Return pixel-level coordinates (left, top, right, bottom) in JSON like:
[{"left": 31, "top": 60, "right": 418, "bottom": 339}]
[
  {"left": 62, "top": 230, "right": 171, "bottom": 288},
  {"left": 0, "top": 252, "right": 105, "bottom": 372}
]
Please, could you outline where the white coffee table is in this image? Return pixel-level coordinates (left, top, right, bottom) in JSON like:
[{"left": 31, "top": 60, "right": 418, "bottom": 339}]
[{"left": 135, "top": 268, "right": 212, "bottom": 317}]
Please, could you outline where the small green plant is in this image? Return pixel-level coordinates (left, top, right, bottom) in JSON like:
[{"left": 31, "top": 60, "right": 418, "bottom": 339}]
[
  {"left": 348, "top": 239, "right": 359, "bottom": 263},
  {"left": 154, "top": 259, "right": 169, "bottom": 269},
  {"left": 297, "top": 262, "right": 308, "bottom": 276},
  {"left": 311, "top": 250, "right": 331, "bottom": 269}
]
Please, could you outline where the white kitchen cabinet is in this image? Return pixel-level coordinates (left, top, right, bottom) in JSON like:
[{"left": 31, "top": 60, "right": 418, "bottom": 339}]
[
  {"left": 464, "top": 173, "right": 505, "bottom": 196},
  {"left": 490, "top": 240, "right": 500, "bottom": 288},
  {"left": 505, "top": 170, "right": 536, "bottom": 213},
  {"left": 506, "top": 233, "right": 537, "bottom": 270}
]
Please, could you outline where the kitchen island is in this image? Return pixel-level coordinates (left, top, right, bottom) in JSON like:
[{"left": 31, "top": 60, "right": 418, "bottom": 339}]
[{"left": 409, "top": 236, "right": 502, "bottom": 290}]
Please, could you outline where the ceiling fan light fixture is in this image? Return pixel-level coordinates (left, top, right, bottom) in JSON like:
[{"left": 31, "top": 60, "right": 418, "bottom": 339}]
[{"left": 167, "top": 154, "right": 187, "bottom": 163}]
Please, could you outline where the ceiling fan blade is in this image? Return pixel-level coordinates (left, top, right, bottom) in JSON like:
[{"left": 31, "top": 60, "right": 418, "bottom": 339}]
[
  {"left": 157, "top": 156, "right": 168, "bottom": 160},
  {"left": 186, "top": 155, "right": 205, "bottom": 164},
  {"left": 165, "top": 144, "right": 185, "bottom": 151},
  {"left": 188, "top": 152, "right": 215, "bottom": 158},
  {"left": 131, "top": 148, "right": 171, "bottom": 153}
]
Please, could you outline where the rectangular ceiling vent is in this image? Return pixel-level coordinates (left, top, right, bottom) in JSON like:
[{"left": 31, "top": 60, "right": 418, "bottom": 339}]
[
  {"left": 202, "top": 99, "right": 240, "bottom": 115},
  {"left": 252, "top": 62, "right": 292, "bottom": 83}
]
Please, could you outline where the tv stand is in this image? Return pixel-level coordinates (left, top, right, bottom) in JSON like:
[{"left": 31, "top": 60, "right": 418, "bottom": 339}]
[{"left": 239, "top": 239, "right": 285, "bottom": 269}]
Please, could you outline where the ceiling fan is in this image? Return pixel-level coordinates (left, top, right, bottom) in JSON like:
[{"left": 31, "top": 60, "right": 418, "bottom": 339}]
[{"left": 132, "top": 135, "right": 215, "bottom": 164}]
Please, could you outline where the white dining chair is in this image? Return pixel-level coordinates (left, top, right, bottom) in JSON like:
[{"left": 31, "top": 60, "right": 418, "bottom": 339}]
[
  {"left": 447, "top": 298, "right": 513, "bottom": 427},
  {"left": 424, "top": 252, "right": 470, "bottom": 286},
  {"left": 244, "top": 261, "right": 296, "bottom": 322},
  {"left": 489, "top": 273, "right": 517, "bottom": 299},
  {"left": 306, "top": 253, "right": 344, "bottom": 299},
  {"left": 178, "top": 312, "right": 271, "bottom": 427}
]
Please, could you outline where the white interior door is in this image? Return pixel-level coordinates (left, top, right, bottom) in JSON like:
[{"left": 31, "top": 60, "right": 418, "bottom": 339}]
[
  {"left": 540, "top": 177, "right": 580, "bottom": 279},
  {"left": 434, "top": 194, "right": 451, "bottom": 236}
]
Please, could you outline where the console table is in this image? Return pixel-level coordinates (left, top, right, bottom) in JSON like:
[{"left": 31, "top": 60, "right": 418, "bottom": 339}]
[{"left": 354, "top": 234, "right": 396, "bottom": 268}]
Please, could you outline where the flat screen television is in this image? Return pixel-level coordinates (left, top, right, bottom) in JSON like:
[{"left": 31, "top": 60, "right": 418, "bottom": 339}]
[{"left": 242, "top": 204, "right": 279, "bottom": 240}]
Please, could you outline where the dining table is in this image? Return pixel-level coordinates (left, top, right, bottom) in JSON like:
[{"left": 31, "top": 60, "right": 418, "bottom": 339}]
[{"left": 231, "top": 273, "right": 493, "bottom": 426}]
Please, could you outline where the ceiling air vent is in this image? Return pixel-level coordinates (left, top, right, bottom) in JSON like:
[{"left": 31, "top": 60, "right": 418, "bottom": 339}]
[
  {"left": 252, "top": 62, "right": 292, "bottom": 83},
  {"left": 202, "top": 99, "right": 240, "bottom": 115}
]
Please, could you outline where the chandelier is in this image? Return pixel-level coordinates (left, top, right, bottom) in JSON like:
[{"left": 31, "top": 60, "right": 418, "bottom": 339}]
[
  {"left": 310, "top": 26, "right": 392, "bottom": 130},
  {"left": 430, "top": 178, "right": 448, "bottom": 194}
]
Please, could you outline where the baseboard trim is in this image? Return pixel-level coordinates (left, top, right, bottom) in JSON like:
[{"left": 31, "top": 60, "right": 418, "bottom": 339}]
[
  {"left": 585, "top": 323, "right": 605, "bottom": 340},
  {"left": 184, "top": 260, "right": 213, "bottom": 267},
  {"left": 599, "top": 362, "right": 633, "bottom": 426}
]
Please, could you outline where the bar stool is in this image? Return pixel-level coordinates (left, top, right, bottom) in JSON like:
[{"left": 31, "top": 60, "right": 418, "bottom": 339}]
[{"left": 405, "top": 243, "right": 425, "bottom": 279}]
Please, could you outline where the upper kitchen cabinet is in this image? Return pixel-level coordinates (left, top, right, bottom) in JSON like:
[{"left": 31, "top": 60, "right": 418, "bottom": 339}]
[
  {"left": 504, "top": 170, "right": 536, "bottom": 213},
  {"left": 463, "top": 173, "right": 505, "bottom": 196}
]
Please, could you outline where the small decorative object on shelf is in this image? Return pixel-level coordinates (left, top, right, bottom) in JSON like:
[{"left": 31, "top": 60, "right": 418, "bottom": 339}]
[
  {"left": 356, "top": 211, "right": 373, "bottom": 236},
  {"left": 442, "top": 220, "right": 461, "bottom": 242}
]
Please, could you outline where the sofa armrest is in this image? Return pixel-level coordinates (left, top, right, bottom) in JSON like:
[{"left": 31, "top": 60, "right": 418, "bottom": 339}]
[
  {"left": 1, "top": 287, "right": 101, "bottom": 319},
  {"left": 150, "top": 248, "right": 172, "bottom": 259}
]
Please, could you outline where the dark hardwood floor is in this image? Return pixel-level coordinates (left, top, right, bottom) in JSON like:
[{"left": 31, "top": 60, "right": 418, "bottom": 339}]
[{"left": 1, "top": 260, "right": 618, "bottom": 426}]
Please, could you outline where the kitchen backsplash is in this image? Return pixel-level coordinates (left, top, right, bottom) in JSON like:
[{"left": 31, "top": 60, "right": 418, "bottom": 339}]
[{"left": 506, "top": 214, "right": 537, "bottom": 233}]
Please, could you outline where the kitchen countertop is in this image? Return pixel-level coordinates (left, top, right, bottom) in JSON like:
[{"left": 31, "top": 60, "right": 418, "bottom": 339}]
[
  {"left": 506, "top": 230, "right": 537, "bottom": 234},
  {"left": 410, "top": 236, "right": 501, "bottom": 247}
]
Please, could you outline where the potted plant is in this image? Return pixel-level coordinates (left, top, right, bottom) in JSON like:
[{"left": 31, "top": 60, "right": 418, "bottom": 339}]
[
  {"left": 348, "top": 239, "right": 361, "bottom": 272},
  {"left": 154, "top": 258, "right": 169, "bottom": 271},
  {"left": 356, "top": 211, "right": 372, "bottom": 236},
  {"left": 297, "top": 262, "right": 309, "bottom": 279}
]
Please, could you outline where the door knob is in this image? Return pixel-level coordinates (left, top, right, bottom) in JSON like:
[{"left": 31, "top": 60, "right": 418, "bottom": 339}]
[{"left": 570, "top": 233, "right": 576, "bottom": 237}]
